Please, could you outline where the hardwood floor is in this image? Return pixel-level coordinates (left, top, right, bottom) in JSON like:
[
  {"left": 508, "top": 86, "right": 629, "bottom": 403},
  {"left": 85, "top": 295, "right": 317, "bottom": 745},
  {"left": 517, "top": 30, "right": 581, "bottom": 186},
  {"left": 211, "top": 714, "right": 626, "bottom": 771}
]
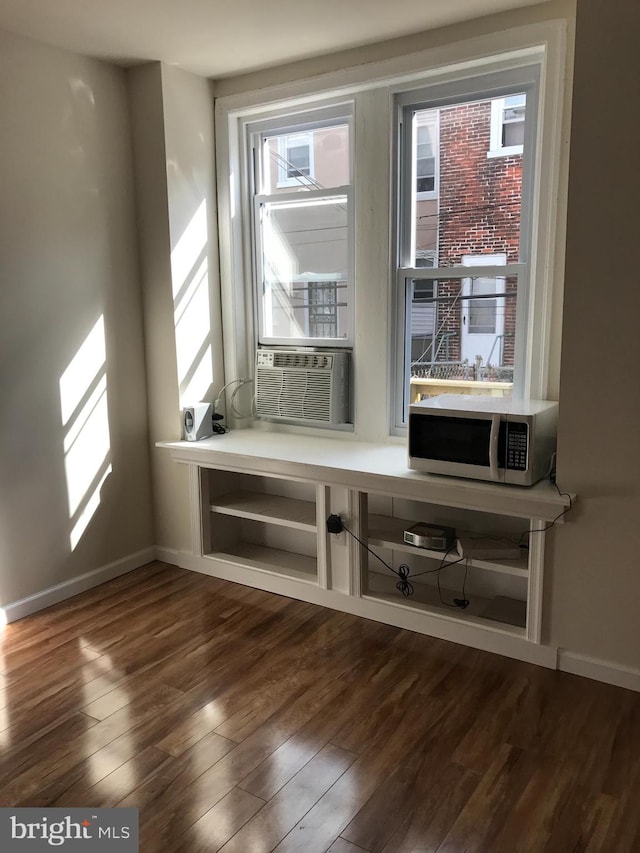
[{"left": 0, "top": 561, "right": 639, "bottom": 852}]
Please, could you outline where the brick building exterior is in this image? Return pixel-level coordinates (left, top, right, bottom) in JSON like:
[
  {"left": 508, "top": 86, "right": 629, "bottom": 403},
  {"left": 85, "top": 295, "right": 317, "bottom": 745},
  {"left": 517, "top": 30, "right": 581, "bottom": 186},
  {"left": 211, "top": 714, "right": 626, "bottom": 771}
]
[{"left": 419, "top": 100, "right": 522, "bottom": 367}]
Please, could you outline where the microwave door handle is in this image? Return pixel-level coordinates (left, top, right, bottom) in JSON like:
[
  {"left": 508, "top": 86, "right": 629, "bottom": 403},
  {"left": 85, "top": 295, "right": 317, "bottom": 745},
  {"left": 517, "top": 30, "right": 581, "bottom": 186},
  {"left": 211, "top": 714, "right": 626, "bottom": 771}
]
[{"left": 489, "top": 415, "right": 500, "bottom": 480}]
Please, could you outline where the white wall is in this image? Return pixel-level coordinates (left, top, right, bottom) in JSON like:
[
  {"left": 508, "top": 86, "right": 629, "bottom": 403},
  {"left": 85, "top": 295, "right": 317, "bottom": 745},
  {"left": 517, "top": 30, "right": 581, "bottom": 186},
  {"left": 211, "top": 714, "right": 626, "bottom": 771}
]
[
  {"left": 0, "top": 29, "right": 154, "bottom": 606},
  {"left": 548, "top": 0, "right": 640, "bottom": 671},
  {"left": 128, "top": 63, "right": 222, "bottom": 557}
]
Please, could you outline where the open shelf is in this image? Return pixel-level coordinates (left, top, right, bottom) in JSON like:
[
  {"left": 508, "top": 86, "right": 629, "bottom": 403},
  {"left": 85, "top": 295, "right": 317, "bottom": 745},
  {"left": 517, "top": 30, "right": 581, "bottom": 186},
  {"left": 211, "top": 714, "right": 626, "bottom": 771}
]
[
  {"left": 210, "top": 490, "right": 317, "bottom": 531},
  {"left": 368, "top": 513, "right": 528, "bottom": 576},
  {"left": 364, "top": 572, "right": 526, "bottom": 634},
  {"left": 203, "top": 470, "right": 321, "bottom": 587},
  {"left": 206, "top": 543, "right": 317, "bottom": 583},
  {"left": 368, "top": 514, "right": 459, "bottom": 561},
  {"left": 456, "top": 533, "right": 528, "bottom": 577}
]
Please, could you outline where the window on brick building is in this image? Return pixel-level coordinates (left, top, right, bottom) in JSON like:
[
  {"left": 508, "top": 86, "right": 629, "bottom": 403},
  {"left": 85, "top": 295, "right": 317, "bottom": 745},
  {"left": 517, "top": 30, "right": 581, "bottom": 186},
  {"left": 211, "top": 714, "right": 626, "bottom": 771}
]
[
  {"left": 394, "top": 70, "right": 537, "bottom": 424},
  {"left": 276, "top": 132, "right": 314, "bottom": 186},
  {"left": 415, "top": 112, "right": 438, "bottom": 199},
  {"left": 489, "top": 94, "right": 527, "bottom": 157}
]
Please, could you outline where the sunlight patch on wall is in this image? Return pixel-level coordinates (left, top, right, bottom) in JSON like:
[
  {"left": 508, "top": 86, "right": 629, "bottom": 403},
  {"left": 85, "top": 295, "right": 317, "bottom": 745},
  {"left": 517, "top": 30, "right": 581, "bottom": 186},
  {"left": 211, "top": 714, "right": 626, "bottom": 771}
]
[
  {"left": 171, "top": 199, "right": 207, "bottom": 300},
  {"left": 171, "top": 200, "right": 213, "bottom": 407},
  {"left": 59, "top": 316, "right": 112, "bottom": 551}
]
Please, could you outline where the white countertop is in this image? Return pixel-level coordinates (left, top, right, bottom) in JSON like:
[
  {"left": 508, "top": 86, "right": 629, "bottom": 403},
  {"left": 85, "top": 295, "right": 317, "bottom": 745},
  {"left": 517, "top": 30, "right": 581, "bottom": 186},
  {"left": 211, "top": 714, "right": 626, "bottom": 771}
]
[{"left": 157, "top": 429, "right": 571, "bottom": 521}]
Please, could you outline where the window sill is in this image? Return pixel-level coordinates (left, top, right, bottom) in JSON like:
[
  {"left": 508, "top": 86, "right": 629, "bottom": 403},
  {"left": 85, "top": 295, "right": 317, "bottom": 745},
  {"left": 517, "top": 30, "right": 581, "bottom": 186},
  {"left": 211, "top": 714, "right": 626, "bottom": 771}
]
[{"left": 487, "top": 146, "right": 523, "bottom": 158}]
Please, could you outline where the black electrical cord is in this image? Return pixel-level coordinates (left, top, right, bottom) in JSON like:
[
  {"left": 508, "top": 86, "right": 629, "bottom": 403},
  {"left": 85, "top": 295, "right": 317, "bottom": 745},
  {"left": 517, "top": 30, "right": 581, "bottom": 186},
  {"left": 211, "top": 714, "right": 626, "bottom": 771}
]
[
  {"left": 335, "top": 519, "right": 414, "bottom": 596},
  {"left": 410, "top": 545, "right": 470, "bottom": 609},
  {"left": 333, "top": 518, "right": 468, "bottom": 605},
  {"left": 519, "top": 481, "right": 573, "bottom": 547}
]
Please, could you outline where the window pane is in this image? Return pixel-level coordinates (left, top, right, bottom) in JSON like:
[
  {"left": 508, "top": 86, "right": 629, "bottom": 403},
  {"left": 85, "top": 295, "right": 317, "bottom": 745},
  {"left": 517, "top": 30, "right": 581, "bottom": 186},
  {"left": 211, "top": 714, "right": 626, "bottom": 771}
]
[
  {"left": 415, "top": 118, "right": 436, "bottom": 194},
  {"left": 407, "top": 276, "right": 517, "bottom": 404},
  {"left": 262, "top": 123, "right": 350, "bottom": 193},
  {"left": 260, "top": 197, "right": 349, "bottom": 340},
  {"left": 287, "top": 141, "right": 310, "bottom": 177},
  {"left": 503, "top": 120, "right": 525, "bottom": 148},
  {"left": 468, "top": 277, "right": 498, "bottom": 334},
  {"left": 412, "top": 96, "right": 524, "bottom": 267}
]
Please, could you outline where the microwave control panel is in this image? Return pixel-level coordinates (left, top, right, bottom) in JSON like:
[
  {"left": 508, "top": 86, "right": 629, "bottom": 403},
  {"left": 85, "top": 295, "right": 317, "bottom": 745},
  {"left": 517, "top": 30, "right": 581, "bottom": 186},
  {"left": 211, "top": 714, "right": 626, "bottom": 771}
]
[{"left": 506, "top": 422, "right": 528, "bottom": 470}]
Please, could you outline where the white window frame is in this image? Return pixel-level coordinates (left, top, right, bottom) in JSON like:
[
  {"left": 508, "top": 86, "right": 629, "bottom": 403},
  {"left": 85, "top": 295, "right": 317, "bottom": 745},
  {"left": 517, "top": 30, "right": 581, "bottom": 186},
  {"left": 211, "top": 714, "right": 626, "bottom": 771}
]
[
  {"left": 215, "top": 20, "right": 568, "bottom": 440},
  {"left": 488, "top": 94, "right": 526, "bottom": 157},
  {"left": 248, "top": 105, "right": 355, "bottom": 349},
  {"left": 393, "top": 65, "right": 540, "bottom": 427}
]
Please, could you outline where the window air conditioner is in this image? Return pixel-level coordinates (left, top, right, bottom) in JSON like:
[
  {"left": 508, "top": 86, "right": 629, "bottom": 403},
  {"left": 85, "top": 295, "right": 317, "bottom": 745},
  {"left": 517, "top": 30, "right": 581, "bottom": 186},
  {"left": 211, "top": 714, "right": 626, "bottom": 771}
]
[{"left": 255, "top": 348, "right": 350, "bottom": 426}]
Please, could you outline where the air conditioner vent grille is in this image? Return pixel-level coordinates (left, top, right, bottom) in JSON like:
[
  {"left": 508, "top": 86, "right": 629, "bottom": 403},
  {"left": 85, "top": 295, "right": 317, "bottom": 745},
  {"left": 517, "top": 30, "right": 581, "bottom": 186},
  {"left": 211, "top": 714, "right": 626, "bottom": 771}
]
[
  {"left": 256, "top": 369, "right": 332, "bottom": 420},
  {"left": 255, "top": 349, "right": 350, "bottom": 425}
]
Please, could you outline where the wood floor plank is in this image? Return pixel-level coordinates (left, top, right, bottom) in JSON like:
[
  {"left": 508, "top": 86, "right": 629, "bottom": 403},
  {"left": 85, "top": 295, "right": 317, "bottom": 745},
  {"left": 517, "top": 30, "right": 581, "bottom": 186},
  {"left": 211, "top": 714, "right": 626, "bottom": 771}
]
[
  {"left": 328, "top": 839, "right": 371, "bottom": 853},
  {"left": 483, "top": 767, "right": 619, "bottom": 853},
  {"left": 218, "top": 743, "right": 357, "bottom": 853},
  {"left": 174, "top": 786, "right": 265, "bottom": 853},
  {"left": 270, "top": 682, "right": 444, "bottom": 853},
  {"left": 379, "top": 760, "right": 480, "bottom": 853},
  {"left": 0, "top": 563, "right": 639, "bottom": 853},
  {"left": 21, "top": 745, "right": 168, "bottom": 809},
  {"left": 341, "top": 732, "right": 480, "bottom": 853},
  {"left": 118, "top": 671, "right": 355, "bottom": 847},
  {"left": 435, "top": 743, "right": 546, "bottom": 853},
  {"left": 0, "top": 712, "right": 99, "bottom": 806}
]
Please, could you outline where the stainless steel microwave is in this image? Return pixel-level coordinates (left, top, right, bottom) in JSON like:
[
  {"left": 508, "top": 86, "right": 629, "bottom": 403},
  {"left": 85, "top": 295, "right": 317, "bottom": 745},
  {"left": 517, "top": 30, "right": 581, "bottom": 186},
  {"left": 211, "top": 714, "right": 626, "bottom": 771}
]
[{"left": 408, "top": 396, "right": 558, "bottom": 486}]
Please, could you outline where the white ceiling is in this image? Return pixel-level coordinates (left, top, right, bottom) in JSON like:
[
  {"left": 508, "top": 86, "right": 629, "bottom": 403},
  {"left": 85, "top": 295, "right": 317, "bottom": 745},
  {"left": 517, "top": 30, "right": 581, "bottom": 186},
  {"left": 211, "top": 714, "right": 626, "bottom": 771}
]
[{"left": 0, "top": 0, "right": 546, "bottom": 79}]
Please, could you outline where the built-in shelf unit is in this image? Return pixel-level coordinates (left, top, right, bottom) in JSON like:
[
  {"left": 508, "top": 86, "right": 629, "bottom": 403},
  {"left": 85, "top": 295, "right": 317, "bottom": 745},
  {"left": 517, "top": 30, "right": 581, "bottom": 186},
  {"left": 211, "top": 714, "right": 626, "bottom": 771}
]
[{"left": 159, "top": 431, "right": 572, "bottom": 668}]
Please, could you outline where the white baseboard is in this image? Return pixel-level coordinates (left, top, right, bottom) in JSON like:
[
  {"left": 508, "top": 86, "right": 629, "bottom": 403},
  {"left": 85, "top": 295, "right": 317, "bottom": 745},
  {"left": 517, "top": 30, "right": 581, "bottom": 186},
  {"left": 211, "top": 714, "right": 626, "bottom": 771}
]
[
  {"left": 558, "top": 649, "right": 640, "bottom": 693},
  {"left": 154, "top": 546, "right": 188, "bottom": 568},
  {"left": 2, "top": 547, "right": 155, "bottom": 624}
]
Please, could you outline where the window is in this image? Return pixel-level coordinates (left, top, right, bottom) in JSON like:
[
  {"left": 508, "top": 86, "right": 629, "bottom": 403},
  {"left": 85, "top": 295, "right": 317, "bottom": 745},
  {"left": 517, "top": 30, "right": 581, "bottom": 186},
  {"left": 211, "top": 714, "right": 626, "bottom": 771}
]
[
  {"left": 276, "top": 132, "right": 313, "bottom": 186},
  {"left": 396, "top": 69, "right": 537, "bottom": 421},
  {"left": 489, "top": 93, "right": 527, "bottom": 157},
  {"left": 218, "top": 23, "right": 565, "bottom": 438},
  {"left": 248, "top": 107, "right": 353, "bottom": 346},
  {"left": 415, "top": 112, "right": 438, "bottom": 198}
]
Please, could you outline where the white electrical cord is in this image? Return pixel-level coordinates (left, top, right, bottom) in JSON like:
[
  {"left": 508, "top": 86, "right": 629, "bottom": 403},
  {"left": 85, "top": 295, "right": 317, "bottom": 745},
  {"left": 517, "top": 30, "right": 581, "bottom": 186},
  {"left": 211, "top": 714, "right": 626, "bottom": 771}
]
[{"left": 215, "top": 378, "right": 254, "bottom": 420}]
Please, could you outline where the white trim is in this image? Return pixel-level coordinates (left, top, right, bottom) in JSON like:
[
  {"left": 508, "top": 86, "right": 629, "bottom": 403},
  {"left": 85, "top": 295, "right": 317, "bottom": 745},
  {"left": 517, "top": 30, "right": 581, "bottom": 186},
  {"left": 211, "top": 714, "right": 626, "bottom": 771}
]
[
  {"left": 1, "top": 548, "right": 155, "bottom": 624},
  {"left": 526, "top": 519, "right": 545, "bottom": 643},
  {"left": 558, "top": 650, "right": 640, "bottom": 693},
  {"left": 215, "top": 22, "right": 565, "bottom": 114},
  {"left": 316, "top": 484, "right": 330, "bottom": 589},
  {"left": 188, "top": 463, "right": 204, "bottom": 556}
]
